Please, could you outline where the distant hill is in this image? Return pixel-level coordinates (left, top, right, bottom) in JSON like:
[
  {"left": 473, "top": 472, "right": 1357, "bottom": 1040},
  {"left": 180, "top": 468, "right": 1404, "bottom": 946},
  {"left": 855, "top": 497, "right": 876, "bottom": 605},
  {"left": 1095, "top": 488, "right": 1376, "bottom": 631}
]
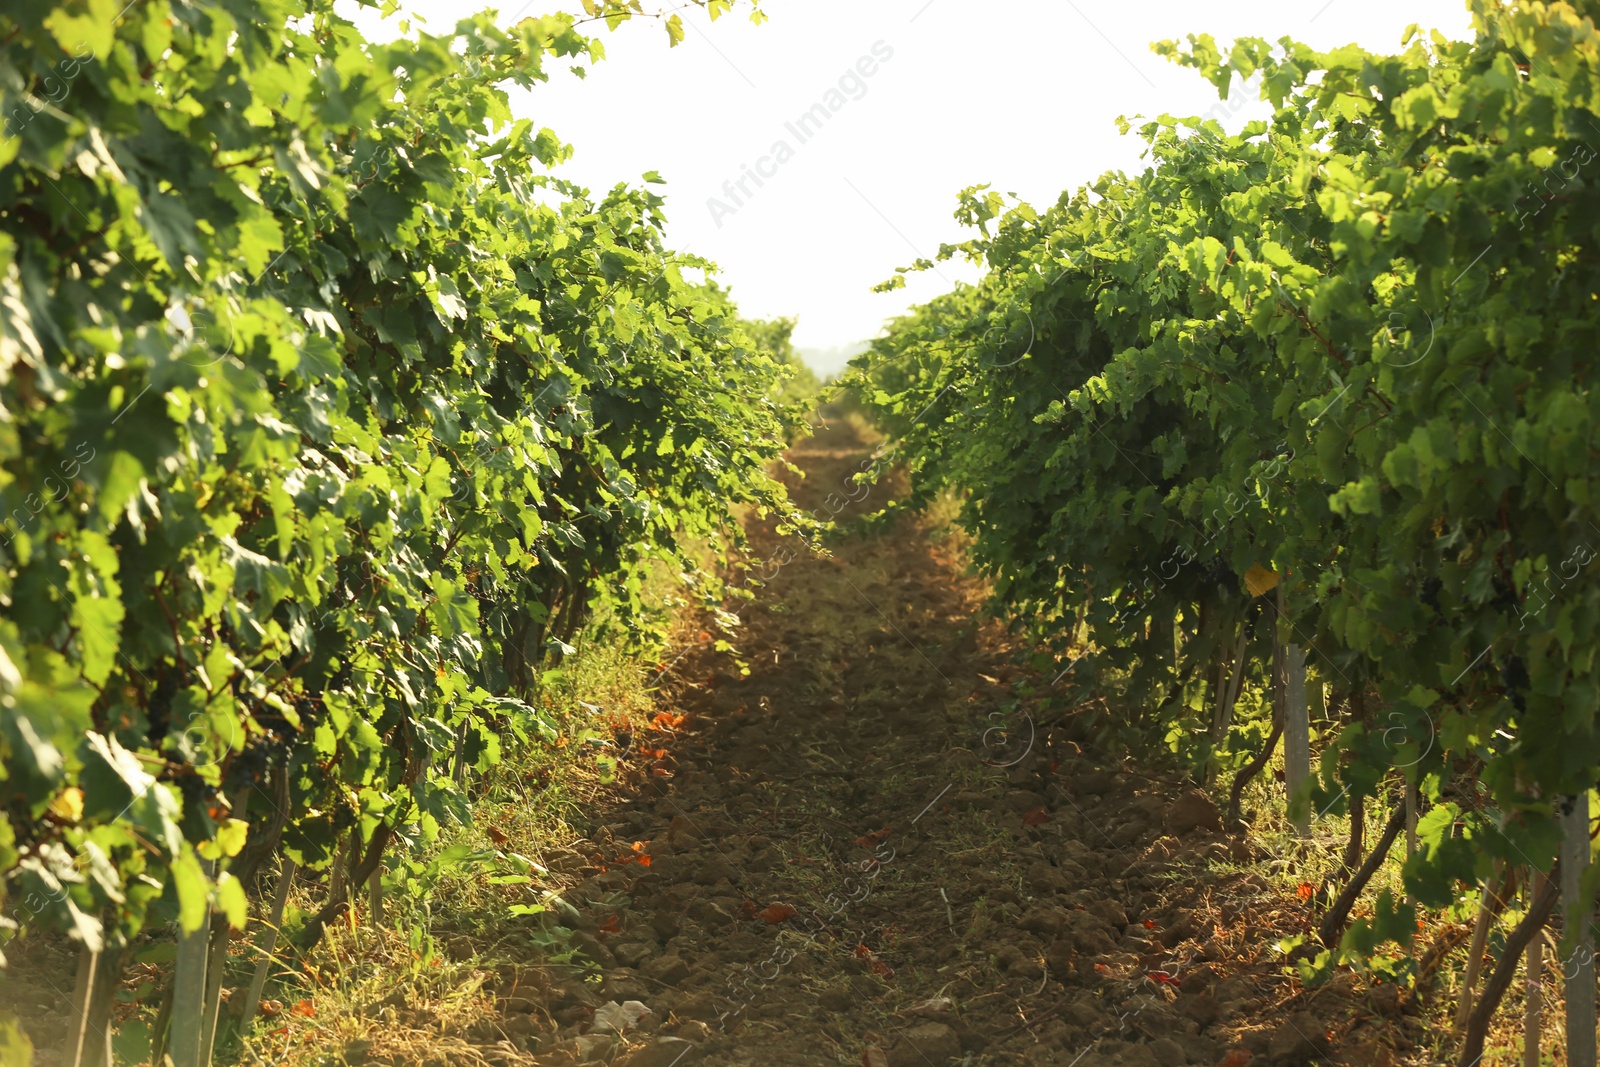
[{"left": 795, "top": 341, "right": 870, "bottom": 380}]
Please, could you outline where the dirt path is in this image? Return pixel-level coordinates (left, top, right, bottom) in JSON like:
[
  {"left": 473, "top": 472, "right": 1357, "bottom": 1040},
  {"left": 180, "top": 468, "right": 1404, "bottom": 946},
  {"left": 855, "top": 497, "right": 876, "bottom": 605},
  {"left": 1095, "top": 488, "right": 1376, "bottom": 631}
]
[
  {"left": 0, "top": 417, "right": 1476, "bottom": 1067},
  {"left": 460, "top": 413, "right": 1411, "bottom": 1067}
]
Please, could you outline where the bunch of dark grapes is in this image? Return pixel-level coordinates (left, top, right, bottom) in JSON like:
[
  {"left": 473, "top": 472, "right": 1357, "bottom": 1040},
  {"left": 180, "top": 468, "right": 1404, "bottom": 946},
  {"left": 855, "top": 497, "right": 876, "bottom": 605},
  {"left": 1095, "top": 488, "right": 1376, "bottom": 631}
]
[
  {"left": 1420, "top": 576, "right": 1443, "bottom": 615},
  {"left": 1203, "top": 556, "right": 1234, "bottom": 595},
  {"left": 1499, "top": 654, "right": 1529, "bottom": 713}
]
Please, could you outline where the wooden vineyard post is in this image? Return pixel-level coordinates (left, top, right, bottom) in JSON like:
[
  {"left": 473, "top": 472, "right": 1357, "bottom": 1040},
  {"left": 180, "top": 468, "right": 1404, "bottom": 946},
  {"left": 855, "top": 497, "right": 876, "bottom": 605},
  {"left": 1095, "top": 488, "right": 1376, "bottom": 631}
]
[
  {"left": 1264, "top": 582, "right": 1311, "bottom": 837},
  {"left": 170, "top": 906, "right": 210, "bottom": 1067},
  {"left": 1406, "top": 781, "right": 1419, "bottom": 854},
  {"left": 1405, "top": 779, "right": 1419, "bottom": 907},
  {"left": 1526, "top": 868, "right": 1546, "bottom": 1067},
  {"left": 1283, "top": 639, "right": 1310, "bottom": 838},
  {"left": 68, "top": 941, "right": 99, "bottom": 1067},
  {"left": 1563, "top": 794, "right": 1596, "bottom": 1067},
  {"left": 238, "top": 859, "right": 297, "bottom": 1036},
  {"left": 199, "top": 790, "right": 249, "bottom": 1064},
  {"left": 198, "top": 910, "right": 231, "bottom": 1063},
  {"left": 451, "top": 719, "right": 470, "bottom": 787},
  {"left": 67, "top": 929, "right": 121, "bottom": 1067}
]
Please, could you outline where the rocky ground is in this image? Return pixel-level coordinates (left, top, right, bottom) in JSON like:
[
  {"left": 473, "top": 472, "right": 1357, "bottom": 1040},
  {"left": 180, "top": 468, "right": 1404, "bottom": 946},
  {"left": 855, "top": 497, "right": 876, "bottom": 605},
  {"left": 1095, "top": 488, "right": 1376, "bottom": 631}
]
[{"left": 420, "top": 415, "right": 1427, "bottom": 1067}]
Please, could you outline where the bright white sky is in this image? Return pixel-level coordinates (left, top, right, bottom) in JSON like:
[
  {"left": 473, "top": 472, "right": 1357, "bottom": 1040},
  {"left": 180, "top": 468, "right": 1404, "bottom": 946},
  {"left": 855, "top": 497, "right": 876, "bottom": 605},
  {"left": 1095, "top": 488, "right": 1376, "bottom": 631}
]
[{"left": 342, "top": 0, "right": 1475, "bottom": 373}]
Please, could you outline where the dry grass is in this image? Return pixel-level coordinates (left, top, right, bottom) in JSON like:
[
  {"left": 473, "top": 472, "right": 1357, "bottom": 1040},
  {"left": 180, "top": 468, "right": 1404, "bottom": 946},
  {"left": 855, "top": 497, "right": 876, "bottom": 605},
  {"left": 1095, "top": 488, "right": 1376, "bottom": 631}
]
[{"left": 213, "top": 640, "right": 670, "bottom": 1067}]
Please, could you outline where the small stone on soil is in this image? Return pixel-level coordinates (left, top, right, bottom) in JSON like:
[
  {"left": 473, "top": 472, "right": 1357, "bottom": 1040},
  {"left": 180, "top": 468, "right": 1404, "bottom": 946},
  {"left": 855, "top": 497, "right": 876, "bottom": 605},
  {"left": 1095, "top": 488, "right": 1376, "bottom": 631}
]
[
  {"left": 1266, "top": 1012, "right": 1326, "bottom": 1064},
  {"left": 1025, "top": 862, "right": 1070, "bottom": 893},
  {"left": 642, "top": 955, "right": 691, "bottom": 985},
  {"left": 613, "top": 942, "right": 656, "bottom": 968},
  {"left": 1177, "top": 992, "right": 1219, "bottom": 1028},
  {"left": 817, "top": 985, "right": 853, "bottom": 1010},
  {"left": 622, "top": 1036, "right": 699, "bottom": 1067},
  {"left": 888, "top": 1022, "right": 961, "bottom": 1067},
  {"left": 1164, "top": 790, "right": 1224, "bottom": 836}
]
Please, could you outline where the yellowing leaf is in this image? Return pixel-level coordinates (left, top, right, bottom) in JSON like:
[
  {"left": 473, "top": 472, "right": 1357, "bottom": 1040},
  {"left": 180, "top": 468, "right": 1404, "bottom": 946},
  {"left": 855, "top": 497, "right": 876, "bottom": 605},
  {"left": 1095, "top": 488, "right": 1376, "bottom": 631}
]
[
  {"left": 215, "top": 872, "right": 248, "bottom": 929},
  {"left": 0, "top": 1014, "right": 33, "bottom": 1067},
  {"left": 1244, "top": 564, "right": 1280, "bottom": 597},
  {"left": 47, "top": 787, "right": 83, "bottom": 824}
]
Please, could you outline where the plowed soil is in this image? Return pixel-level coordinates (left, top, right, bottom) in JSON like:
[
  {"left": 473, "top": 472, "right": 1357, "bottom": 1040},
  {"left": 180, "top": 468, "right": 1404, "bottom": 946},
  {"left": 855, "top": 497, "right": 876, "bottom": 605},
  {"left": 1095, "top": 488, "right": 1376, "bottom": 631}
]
[{"left": 437, "top": 415, "right": 1421, "bottom": 1067}]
